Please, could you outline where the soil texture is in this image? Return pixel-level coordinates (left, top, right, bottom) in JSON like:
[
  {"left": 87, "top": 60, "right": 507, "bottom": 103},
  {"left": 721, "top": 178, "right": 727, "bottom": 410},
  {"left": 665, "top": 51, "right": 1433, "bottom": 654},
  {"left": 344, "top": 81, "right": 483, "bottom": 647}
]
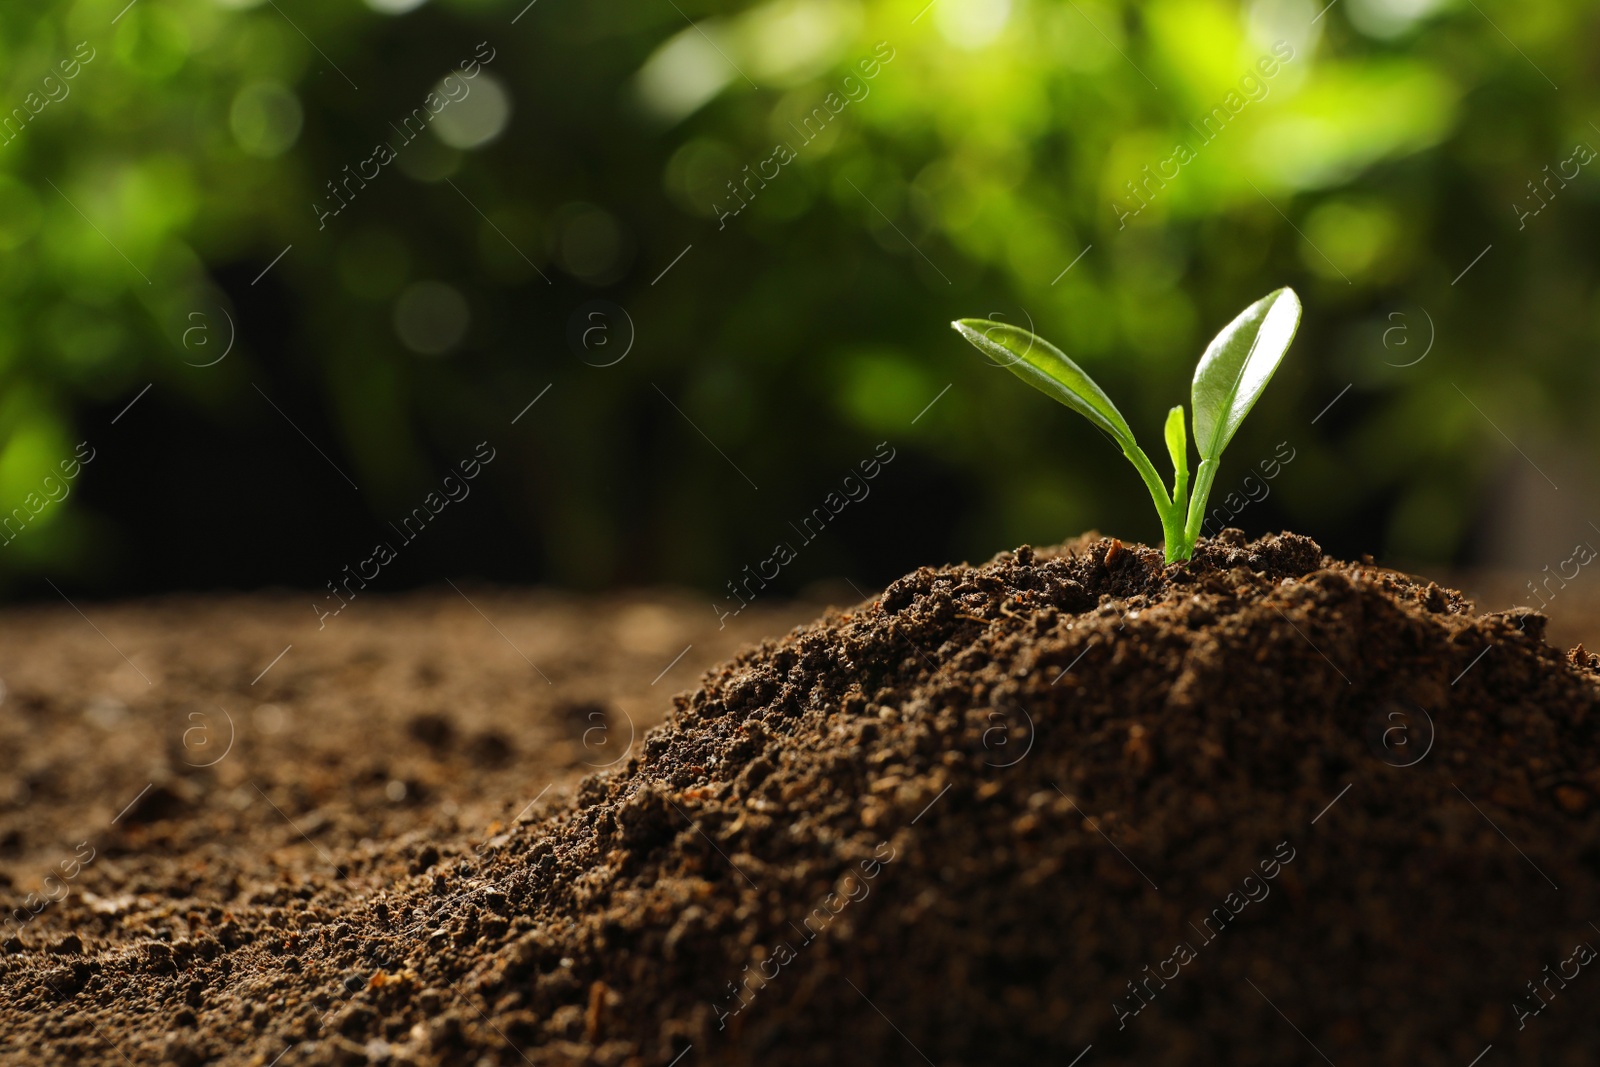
[{"left": 4, "top": 533, "right": 1600, "bottom": 1067}]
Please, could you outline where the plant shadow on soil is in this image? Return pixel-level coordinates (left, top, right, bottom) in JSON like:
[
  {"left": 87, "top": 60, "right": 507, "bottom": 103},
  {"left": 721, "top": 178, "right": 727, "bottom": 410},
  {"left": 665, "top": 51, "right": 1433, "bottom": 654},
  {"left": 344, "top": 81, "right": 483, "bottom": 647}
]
[{"left": 3, "top": 531, "right": 1600, "bottom": 1067}]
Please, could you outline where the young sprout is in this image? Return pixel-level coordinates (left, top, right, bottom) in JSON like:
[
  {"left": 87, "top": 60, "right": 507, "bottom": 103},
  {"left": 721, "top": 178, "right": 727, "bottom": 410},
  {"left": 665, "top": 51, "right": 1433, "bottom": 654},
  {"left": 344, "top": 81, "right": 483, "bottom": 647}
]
[{"left": 952, "top": 288, "right": 1301, "bottom": 563}]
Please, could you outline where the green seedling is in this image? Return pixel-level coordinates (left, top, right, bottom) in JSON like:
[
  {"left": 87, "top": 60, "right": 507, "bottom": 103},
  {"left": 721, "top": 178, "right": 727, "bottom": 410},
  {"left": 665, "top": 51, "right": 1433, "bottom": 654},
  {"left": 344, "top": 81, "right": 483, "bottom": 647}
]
[{"left": 952, "top": 287, "right": 1301, "bottom": 564}]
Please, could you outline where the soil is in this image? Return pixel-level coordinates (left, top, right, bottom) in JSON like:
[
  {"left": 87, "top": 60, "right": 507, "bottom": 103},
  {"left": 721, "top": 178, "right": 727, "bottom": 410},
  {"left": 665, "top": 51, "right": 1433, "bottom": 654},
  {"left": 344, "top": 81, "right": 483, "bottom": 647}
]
[{"left": 4, "top": 533, "right": 1600, "bottom": 1067}]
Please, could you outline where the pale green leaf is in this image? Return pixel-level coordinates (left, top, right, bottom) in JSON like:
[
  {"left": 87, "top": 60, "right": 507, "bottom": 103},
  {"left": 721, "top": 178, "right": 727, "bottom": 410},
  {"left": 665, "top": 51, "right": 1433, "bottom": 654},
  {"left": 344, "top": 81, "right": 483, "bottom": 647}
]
[
  {"left": 1190, "top": 288, "right": 1302, "bottom": 462},
  {"left": 952, "top": 319, "right": 1134, "bottom": 449},
  {"left": 1163, "top": 404, "right": 1187, "bottom": 485}
]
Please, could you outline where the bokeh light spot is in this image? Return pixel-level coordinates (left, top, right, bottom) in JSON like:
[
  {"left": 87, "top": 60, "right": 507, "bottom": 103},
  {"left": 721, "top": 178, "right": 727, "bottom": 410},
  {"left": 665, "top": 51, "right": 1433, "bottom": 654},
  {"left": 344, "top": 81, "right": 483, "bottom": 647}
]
[
  {"left": 431, "top": 73, "right": 511, "bottom": 150},
  {"left": 553, "top": 203, "right": 628, "bottom": 284},
  {"left": 393, "top": 281, "right": 470, "bottom": 355},
  {"left": 935, "top": 0, "right": 1012, "bottom": 50},
  {"left": 229, "top": 81, "right": 303, "bottom": 159}
]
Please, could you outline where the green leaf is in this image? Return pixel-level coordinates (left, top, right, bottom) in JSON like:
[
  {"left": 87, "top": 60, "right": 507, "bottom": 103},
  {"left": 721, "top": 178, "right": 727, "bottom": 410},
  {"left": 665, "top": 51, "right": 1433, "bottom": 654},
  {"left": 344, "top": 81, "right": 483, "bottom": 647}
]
[
  {"left": 1190, "top": 288, "right": 1302, "bottom": 462},
  {"left": 952, "top": 318, "right": 1135, "bottom": 449},
  {"left": 1163, "top": 404, "right": 1187, "bottom": 487}
]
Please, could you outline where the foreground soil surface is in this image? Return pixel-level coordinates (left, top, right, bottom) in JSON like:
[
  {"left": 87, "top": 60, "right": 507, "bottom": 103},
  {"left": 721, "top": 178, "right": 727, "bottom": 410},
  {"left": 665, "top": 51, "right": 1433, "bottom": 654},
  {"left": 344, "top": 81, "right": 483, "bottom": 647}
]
[
  {"left": 4, "top": 534, "right": 1600, "bottom": 1066},
  {"left": 0, "top": 587, "right": 814, "bottom": 1066}
]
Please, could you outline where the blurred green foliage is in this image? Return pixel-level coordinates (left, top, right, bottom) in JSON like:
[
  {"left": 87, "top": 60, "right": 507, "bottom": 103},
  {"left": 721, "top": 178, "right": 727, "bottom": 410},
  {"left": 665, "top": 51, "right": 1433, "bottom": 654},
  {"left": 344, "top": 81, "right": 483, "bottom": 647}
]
[{"left": 0, "top": 0, "right": 1595, "bottom": 589}]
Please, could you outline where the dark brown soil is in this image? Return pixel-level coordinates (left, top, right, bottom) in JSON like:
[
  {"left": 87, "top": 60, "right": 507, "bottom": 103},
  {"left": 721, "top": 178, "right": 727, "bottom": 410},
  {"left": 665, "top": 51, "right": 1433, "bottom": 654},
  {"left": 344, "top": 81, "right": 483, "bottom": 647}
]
[{"left": 5, "top": 533, "right": 1600, "bottom": 1067}]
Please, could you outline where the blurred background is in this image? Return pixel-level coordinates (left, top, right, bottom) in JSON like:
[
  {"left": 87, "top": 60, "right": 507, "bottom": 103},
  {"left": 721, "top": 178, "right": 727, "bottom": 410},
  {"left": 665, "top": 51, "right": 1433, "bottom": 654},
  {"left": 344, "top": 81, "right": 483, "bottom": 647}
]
[{"left": 0, "top": 0, "right": 1595, "bottom": 600}]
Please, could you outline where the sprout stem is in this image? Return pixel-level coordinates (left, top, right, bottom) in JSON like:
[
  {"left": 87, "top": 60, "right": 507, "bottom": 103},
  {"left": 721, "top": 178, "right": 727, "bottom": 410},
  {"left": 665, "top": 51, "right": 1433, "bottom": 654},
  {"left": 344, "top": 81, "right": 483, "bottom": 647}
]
[
  {"left": 1123, "top": 445, "right": 1187, "bottom": 563},
  {"left": 1180, "top": 458, "right": 1220, "bottom": 555}
]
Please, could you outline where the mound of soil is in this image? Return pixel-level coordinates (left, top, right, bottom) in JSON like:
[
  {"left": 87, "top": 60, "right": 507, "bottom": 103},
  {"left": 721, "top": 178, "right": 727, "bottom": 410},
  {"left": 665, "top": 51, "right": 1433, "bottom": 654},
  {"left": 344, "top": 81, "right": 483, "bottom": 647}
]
[{"left": 7, "top": 533, "right": 1600, "bottom": 1067}]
